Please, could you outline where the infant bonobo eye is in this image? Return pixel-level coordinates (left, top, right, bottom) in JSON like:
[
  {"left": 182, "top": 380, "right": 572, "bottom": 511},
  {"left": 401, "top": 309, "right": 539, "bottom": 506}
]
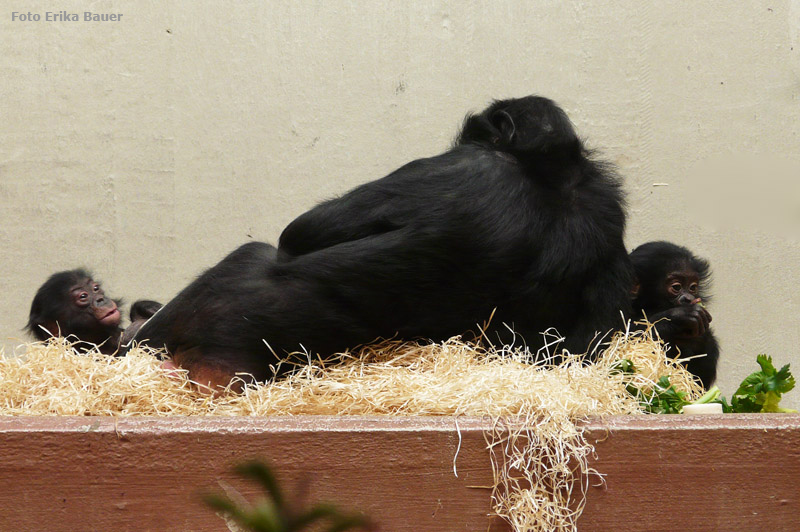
[{"left": 668, "top": 282, "right": 682, "bottom": 296}]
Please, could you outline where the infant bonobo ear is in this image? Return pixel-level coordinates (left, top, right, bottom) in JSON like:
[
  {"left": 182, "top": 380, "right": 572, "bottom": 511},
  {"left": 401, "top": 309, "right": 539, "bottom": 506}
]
[
  {"left": 455, "top": 100, "right": 520, "bottom": 148},
  {"left": 456, "top": 113, "right": 499, "bottom": 146},
  {"left": 490, "top": 108, "right": 516, "bottom": 146},
  {"left": 468, "top": 96, "right": 583, "bottom": 160}
]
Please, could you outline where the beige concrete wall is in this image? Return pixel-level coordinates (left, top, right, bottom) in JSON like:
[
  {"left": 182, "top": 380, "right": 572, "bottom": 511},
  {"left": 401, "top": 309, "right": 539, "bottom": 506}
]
[{"left": 2, "top": 1, "right": 798, "bottom": 406}]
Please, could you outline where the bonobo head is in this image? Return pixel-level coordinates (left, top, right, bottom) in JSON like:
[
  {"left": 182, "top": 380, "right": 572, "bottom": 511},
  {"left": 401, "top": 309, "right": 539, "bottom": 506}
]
[
  {"left": 630, "top": 241, "right": 711, "bottom": 312},
  {"left": 27, "top": 269, "right": 122, "bottom": 346},
  {"left": 456, "top": 95, "right": 582, "bottom": 164}
]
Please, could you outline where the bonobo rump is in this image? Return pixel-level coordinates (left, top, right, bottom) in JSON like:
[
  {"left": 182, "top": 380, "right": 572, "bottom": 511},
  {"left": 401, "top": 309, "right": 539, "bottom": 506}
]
[{"left": 129, "top": 96, "right": 633, "bottom": 390}]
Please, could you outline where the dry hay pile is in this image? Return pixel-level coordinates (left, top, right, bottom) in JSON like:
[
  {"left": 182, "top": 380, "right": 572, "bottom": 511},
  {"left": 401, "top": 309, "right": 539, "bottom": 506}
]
[{"left": 0, "top": 326, "right": 702, "bottom": 532}]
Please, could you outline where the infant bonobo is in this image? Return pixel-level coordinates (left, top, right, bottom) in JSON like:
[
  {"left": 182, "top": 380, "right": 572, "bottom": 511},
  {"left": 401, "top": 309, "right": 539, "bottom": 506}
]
[
  {"left": 630, "top": 241, "right": 720, "bottom": 388},
  {"left": 27, "top": 269, "right": 162, "bottom": 355}
]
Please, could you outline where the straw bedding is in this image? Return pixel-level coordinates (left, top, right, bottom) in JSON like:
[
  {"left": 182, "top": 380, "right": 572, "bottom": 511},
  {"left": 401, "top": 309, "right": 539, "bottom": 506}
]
[{"left": 0, "top": 325, "right": 702, "bottom": 532}]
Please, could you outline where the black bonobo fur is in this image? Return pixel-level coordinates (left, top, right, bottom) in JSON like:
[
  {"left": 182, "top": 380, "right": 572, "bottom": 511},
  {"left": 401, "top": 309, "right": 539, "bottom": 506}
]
[
  {"left": 128, "top": 96, "right": 633, "bottom": 385},
  {"left": 630, "top": 241, "right": 720, "bottom": 388}
]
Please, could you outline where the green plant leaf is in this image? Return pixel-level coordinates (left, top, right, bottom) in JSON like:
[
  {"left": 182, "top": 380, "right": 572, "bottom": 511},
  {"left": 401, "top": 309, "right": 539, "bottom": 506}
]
[
  {"left": 289, "top": 504, "right": 343, "bottom": 529},
  {"left": 235, "top": 461, "right": 285, "bottom": 509}
]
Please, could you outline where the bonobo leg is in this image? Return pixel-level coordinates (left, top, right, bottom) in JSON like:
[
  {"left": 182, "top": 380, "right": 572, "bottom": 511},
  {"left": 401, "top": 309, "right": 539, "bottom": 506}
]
[{"left": 124, "top": 241, "right": 279, "bottom": 357}]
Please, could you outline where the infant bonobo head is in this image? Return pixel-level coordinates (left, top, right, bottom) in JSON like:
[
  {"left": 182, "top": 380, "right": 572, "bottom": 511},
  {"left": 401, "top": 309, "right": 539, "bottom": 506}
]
[
  {"left": 457, "top": 95, "right": 581, "bottom": 162},
  {"left": 27, "top": 269, "right": 121, "bottom": 353}
]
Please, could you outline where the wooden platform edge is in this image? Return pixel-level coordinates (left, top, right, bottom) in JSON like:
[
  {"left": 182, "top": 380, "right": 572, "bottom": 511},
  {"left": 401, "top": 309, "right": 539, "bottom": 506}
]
[{"left": 0, "top": 414, "right": 797, "bottom": 531}]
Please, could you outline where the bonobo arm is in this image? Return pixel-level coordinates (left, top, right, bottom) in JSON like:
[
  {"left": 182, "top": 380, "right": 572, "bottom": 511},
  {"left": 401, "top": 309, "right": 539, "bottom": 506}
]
[
  {"left": 279, "top": 196, "right": 402, "bottom": 258},
  {"left": 564, "top": 252, "right": 633, "bottom": 357},
  {"left": 278, "top": 156, "right": 460, "bottom": 258},
  {"left": 121, "top": 300, "right": 164, "bottom": 353},
  {"left": 685, "top": 332, "right": 720, "bottom": 389}
]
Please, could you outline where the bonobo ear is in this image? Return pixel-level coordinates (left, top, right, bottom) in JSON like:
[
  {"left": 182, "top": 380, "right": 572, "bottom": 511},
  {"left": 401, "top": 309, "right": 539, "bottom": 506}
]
[
  {"left": 43, "top": 322, "right": 60, "bottom": 338},
  {"left": 491, "top": 109, "right": 516, "bottom": 145},
  {"left": 456, "top": 114, "right": 502, "bottom": 147},
  {"left": 28, "top": 320, "right": 59, "bottom": 340}
]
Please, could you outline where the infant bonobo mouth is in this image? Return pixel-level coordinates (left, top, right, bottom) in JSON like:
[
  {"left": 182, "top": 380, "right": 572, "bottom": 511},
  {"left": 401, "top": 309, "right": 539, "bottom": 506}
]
[{"left": 99, "top": 306, "right": 120, "bottom": 325}]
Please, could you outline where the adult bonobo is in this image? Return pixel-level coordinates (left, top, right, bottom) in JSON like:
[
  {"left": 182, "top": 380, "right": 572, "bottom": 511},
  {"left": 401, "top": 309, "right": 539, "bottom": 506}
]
[
  {"left": 630, "top": 241, "right": 720, "bottom": 388},
  {"left": 129, "top": 96, "right": 633, "bottom": 391},
  {"left": 27, "top": 269, "right": 162, "bottom": 355}
]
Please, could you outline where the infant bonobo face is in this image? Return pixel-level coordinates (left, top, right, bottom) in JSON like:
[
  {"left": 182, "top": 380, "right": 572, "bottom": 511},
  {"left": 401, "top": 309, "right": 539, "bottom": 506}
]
[{"left": 27, "top": 269, "right": 121, "bottom": 347}]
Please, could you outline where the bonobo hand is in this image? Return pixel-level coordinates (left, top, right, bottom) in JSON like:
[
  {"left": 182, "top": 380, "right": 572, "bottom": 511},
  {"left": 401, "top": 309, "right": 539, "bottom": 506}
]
[{"left": 660, "top": 304, "right": 712, "bottom": 338}]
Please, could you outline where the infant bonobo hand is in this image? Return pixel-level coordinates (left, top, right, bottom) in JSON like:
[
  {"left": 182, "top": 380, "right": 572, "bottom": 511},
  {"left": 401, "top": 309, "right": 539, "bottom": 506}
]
[{"left": 662, "top": 302, "right": 712, "bottom": 338}]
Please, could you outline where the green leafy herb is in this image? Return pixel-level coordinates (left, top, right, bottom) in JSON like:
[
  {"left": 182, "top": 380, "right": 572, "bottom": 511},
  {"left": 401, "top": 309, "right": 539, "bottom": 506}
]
[
  {"left": 638, "top": 376, "right": 690, "bottom": 414},
  {"left": 729, "top": 355, "right": 797, "bottom": 413},
  {"left": 616, "top": 354, "right": 797, "bottom": 414},
  {"left": 609, "top": 358, "right": 635, "bottom": 375},
  {"left": 204, "top": 460, "right": 373, "bottom": 532}
]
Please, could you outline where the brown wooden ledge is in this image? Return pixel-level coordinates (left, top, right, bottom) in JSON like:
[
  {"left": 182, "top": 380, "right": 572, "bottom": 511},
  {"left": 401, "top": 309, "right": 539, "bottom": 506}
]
[{"left": 0, "top": 414, "right": 797, "bottom": 531}]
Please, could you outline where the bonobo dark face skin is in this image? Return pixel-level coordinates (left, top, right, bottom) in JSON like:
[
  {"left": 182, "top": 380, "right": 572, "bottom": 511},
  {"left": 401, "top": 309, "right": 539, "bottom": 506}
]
[{"left": 129, "top": 96, "right": 633, "bottom": 391}]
